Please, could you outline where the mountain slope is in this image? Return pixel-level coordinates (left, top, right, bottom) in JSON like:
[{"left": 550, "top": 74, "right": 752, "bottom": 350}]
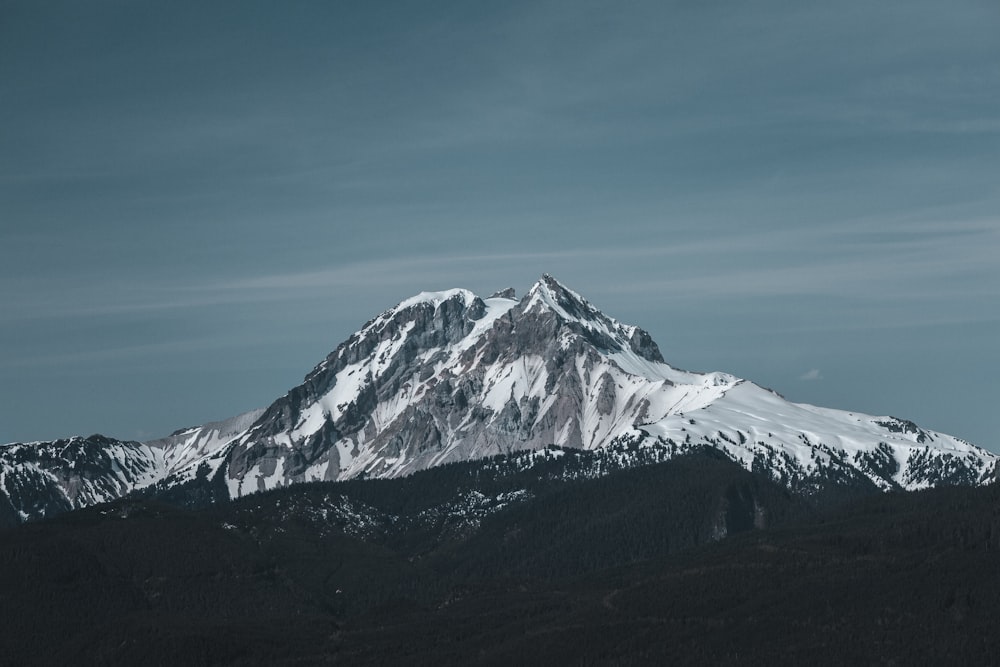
[{"left": 145, "top": 408, "right": 267, "bottom": 483}]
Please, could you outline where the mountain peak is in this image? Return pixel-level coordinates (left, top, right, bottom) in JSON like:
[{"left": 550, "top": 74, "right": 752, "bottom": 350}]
[
  {"left": 524, "top": 274, "right": 597, "bottom": 321},
  {"left": 528, "top": 273, "right": 579, "bottom": 298},
  {"left": 395, "top": 288, "right": 479, "bottom": 312},
  {"left": 519, "top": 274, "right": 665, "bottom": 363}
]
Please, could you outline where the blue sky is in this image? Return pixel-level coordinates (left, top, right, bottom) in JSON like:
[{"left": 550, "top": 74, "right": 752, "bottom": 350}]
[{"left": 2, "top": 1, "right": 998, "bottom": 450}]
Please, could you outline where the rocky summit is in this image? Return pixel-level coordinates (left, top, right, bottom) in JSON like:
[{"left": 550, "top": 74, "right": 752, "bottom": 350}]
[{"left": 1, "top": 275, "right": 995, "bottom": 524}]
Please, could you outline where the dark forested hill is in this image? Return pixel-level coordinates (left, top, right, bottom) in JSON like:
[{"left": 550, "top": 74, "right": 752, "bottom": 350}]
[{"left": 1, "top": 450, "right": 998, "bottom": 665}]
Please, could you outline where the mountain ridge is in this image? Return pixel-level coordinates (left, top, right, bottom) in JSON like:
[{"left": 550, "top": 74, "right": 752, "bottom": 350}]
[{"left": 1, "top": 274, "right": 995, "bottom": 524}]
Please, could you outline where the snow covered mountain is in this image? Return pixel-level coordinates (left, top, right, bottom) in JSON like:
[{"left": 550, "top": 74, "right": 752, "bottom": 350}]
[
  {"left": 1, "top": 275, "right": 995, "bottom": 524},
  {"left": 0, "top": 435, "right": 165, "bottom": 525},
  {"left": 0, "top": 410, "right": 265, "bottom": 525},
  {"left": 216, "top": 275, "right": 995, "bottom": 496}
]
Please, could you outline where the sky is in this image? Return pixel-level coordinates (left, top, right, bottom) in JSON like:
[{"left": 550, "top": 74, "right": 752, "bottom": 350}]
[{"left": 2, "top": 0, "right": 998, "bottom": 451}]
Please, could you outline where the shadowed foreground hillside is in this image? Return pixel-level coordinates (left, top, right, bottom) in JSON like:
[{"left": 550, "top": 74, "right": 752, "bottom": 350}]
[{"left": 1, "top": 451, "right": 998, "bottom": 665}]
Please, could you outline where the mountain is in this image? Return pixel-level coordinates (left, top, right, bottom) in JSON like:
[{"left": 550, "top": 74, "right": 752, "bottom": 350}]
[
  {"left": 214, "top": 274, "right": 995, "bottom": 495},
  {"left": 0, "top": 411, "right": 265, "bottom": 526},
  {"left": 1, "top": 275, "right": 995, "bottom": 524},
  {"left": 0, "top": 435, "right": 165, "bottom": 526}
]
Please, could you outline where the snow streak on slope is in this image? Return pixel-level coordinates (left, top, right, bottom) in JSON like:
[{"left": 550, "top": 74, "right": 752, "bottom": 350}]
[{"left": 145, "top": 408, "right": 267, "bottom": 482}]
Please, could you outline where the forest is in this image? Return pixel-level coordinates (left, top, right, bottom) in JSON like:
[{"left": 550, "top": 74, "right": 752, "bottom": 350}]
[{"left": 1, "top": 448, "right": 998, "bottom": 665}]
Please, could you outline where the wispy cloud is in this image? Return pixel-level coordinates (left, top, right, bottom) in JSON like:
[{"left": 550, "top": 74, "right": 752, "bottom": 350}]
[
  {"left": 0, "top": 335, "right": 255, "bottom": 371},
  {"left": 6, "top": 212, "right": 997, "bottom": 332},
  {"left": 799, "top": 369, "right": 823, "bottom": 381}
]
